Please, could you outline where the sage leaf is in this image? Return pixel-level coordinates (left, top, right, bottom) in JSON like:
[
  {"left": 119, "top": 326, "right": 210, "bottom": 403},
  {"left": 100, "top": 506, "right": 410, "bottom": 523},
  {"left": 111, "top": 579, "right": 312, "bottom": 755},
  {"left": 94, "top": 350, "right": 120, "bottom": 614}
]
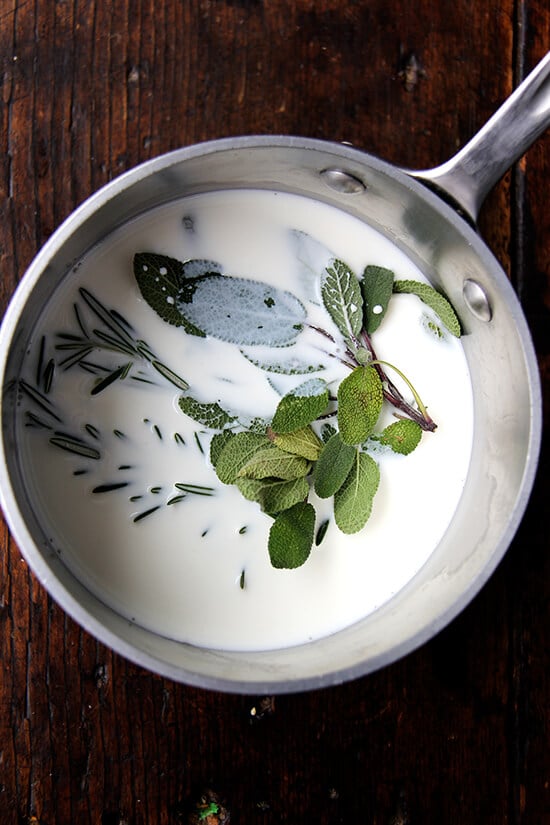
[
  {"left": 178, "top": 395, "right": 237, "bottom": 430},
  {"left": 237, "top": 446, "right": 310, "bottom": 481},
  {"left": 334, "top": 452, "right": 380, "bottom": 534},
  {"left": 393, "top": 280, "right": 461, "bottom": 337},
  {"left": 378, "top": 419, "right": 423, "bottom": 455},
  {"left": 271, "top": 378, "right": 329, "bottom": 433},
  {"left": 271, "top": 426, "right": 322, "bottom": 461},
  {"left": 321, "top": 423, "right": 337, "bottom": 443},
  {"left": 240, "top": 348, "right": 325, "bottom": 375},
  {"left": 321, "top": 259, "right": 363, "bottom": 345},
  {"left": 134, "top": 252, "right": 206, "bottom": 336},
  {"left": 210, "top": 430, "right": 235, "bottom": 467},
  {"left": 313, "top": 433, "right": 357, "bottom": 498},
  {"left": 290, "top": 229, "right": 336, "bottom": 303},
  {"left": 214, "top": 431, "right": 270, "bottom": 484},
  {"left": 361, "top": 265, "right": 394, "bottom": 333},
  {"left": 176, "top": 275, "right": 307, "bottom": 346},
  {"left": 237, "top": 476, "right": 309, "bottom": 515},
  {"left": 337, "top": 365, "right": 383, "bottom": 444},
  {"left": 268, "top": 501, "right": 316, "bottom": 569}
]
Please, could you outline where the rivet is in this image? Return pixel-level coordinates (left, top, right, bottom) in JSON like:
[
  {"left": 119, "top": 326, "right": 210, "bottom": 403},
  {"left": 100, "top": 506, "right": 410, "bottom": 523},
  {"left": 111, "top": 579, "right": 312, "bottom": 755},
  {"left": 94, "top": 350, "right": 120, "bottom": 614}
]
[
  {"left": 463, "top": 278, "right": 492, "bottom": 322},
  {"left": 320, "top": 168, "right": 366, "bottom": 194}
]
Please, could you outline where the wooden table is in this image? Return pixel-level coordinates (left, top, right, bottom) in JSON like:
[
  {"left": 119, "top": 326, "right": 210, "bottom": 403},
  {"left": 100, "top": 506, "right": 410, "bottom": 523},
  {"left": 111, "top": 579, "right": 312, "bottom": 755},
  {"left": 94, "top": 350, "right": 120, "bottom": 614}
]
[{"left": 1, "top": 2, "right": 548, "bottom": 822}]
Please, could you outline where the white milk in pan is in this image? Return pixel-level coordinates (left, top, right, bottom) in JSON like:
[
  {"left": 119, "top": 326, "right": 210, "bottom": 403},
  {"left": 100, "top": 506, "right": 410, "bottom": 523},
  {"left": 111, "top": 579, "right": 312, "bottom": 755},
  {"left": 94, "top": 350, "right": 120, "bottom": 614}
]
[{"left": 17, "top": 190, "right": 474, "bottom": 651}]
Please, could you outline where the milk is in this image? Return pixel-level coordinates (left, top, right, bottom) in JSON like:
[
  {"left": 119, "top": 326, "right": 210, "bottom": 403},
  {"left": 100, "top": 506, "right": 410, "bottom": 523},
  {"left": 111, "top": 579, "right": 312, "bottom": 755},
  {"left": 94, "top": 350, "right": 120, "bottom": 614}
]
[{"left": 17, "top": 190, "right": 474, "bottom": 651}]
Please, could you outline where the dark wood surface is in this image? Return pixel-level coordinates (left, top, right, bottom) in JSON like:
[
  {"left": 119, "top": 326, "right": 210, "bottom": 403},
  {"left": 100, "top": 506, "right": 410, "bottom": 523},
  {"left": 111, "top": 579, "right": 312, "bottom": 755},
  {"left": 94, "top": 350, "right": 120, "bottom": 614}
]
[{"left": 1, "top": 2, "right": 548, "bottom": 823}]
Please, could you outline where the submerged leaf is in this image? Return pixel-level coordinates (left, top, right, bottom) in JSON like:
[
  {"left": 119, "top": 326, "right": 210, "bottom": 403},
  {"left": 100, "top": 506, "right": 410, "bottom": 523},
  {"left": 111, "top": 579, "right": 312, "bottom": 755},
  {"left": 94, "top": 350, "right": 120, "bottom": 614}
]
[
  {"left": 176, "top": 275, "right": 307, "bottom": 346},
  {"left": 361, "top": 265, "right": 394, "bottom": 333},
  {"left": 334, "top": 452, "right": 380, "bottom": 534},
  {"left": 337, "top": 366, "right": 383, "bottom": 444},
  {"left": 321, "top": 259, "right": 363, "bottom": 344},
  {"left": 240, "top": 348, "right": 325, "bottom": 375},
  {"left": 271, "top": 378, "right": 329, "bottom": 433},
  {"left": 313, "top": 433, "right": 357, "bottom": 498},
  {"left": 393, "top": 280, "right": 461, "bottom": 337},
  {"left": 268, "top": 501, "right": 316, "bottom": 569},
  {"left": 178, "top": 395, "right": 237, "bottom": 430}
]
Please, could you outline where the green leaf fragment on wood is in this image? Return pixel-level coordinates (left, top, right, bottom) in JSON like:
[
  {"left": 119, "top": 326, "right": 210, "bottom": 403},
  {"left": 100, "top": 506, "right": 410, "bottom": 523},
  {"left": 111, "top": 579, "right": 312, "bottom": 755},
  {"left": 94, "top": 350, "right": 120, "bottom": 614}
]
[
  {"left": 337, "top": 365, "right": 383, "bottom": 445},
  {"left": 313, "top": 432, "right": 357, "bottom": 498},
  {"left": 268, "top": 501, "right": 316, "bottom": 569},
  {"left": 334, "top": 452, "right": 380, "bottom": 534},
  {"left": 271, "top": 378, "right": 329, "bottom": 433},
  {"left": 393, "top": 280, "right": 461, "bottom": 337},
  {"left": 361, "top": 265, "right": 394, "bottom": 333},
  {"left": 379, "top": 419, "right": 423, "bottom": 454},
  {"left": 321, "top": 258, "right": 363, "bottom": 344},
  {"left": 178, "top": 395, "right": 237, "bottom": 430},
  {"left": 237, "top": 446, "right": 310, "bottom": 481}
]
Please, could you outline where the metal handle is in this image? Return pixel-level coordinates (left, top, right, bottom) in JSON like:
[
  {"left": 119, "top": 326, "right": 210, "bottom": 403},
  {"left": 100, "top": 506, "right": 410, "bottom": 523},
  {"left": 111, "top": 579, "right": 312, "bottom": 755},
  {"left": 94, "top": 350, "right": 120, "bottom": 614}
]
[{"left": 409, "top": 51, "right": 550, "bottom": 222}]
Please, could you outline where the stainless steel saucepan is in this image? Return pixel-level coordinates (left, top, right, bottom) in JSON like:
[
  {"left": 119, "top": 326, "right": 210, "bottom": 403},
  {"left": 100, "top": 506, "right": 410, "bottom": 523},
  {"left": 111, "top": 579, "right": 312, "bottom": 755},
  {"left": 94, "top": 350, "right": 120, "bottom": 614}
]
[{"left": 0, "top": 54, "right": 548, "bottom": 693}]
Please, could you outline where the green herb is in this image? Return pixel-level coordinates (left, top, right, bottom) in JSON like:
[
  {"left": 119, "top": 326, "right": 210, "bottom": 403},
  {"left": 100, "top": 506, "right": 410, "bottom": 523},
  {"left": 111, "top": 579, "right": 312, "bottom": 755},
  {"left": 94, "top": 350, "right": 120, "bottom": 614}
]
[
  {"left": 130, "top": 245, "right": 461, "bottom": 569},
  {"left": 49, "top": 434, "right": 101, "bottom": 460},
  {"left": 93, "top": 482, "right": 129, "bottom": 493},
  {"left": 268, "top": 501, "right": 316, "bottom": 569},
  {"left": 393, "top": 279, "right": 461, "bottom": 337},
  {"left": 133, "top": 505, "right": 161, "bottom": 523},
  {"left": 361, "top": 265, "right": 394, "bottom": 333}
]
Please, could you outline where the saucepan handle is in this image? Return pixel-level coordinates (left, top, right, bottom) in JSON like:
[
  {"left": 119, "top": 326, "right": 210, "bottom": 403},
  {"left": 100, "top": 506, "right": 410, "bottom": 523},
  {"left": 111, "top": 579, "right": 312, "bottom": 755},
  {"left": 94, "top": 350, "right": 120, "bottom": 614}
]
[{"left": 409, "top": 51, "right": 550, "bottom": 222}]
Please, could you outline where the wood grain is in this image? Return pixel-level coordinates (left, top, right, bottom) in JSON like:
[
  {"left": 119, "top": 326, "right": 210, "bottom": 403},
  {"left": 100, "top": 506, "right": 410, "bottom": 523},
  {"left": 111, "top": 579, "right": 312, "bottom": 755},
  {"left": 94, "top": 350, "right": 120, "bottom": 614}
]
[{"left": 0, "top": 1, "right": 548, "bottom": 823}]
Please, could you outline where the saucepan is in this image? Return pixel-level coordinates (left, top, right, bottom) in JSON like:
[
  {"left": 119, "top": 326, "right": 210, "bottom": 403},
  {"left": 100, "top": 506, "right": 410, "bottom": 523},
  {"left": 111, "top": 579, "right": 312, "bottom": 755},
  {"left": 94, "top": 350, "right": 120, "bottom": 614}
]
[{"left": 0, "top": 55, "right": 548, "bottom": 693}]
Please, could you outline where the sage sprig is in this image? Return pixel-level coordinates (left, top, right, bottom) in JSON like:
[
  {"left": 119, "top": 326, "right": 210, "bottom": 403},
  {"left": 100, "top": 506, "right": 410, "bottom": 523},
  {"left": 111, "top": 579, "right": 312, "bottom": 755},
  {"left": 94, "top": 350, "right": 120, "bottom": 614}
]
[{"left": 129, "top": 241, "right": 462, "bottom": 570}]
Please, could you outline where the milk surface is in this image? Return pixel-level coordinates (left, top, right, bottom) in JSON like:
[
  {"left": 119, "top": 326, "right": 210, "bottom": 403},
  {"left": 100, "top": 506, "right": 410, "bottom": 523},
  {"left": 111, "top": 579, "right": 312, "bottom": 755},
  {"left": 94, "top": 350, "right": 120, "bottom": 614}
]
[{"left": 17, "top": 190, "right": 474, "bottom": 650}]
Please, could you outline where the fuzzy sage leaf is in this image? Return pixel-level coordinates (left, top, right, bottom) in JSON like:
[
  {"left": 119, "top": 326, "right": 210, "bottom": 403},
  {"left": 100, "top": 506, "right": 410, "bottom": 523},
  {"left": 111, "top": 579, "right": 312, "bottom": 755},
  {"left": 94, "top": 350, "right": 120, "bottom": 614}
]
[
  {"left": 270, "top": 426, "right": 322, "bottom": 461},
  {"left": 268, "top": 501, "right": 316, "bottom": 569},
  {"left": 337, "top": 365, "right": 383, "bottom": 445},
  {"left": 237, "top": 446, "right": 310, "bottom": 481},
  {"left": 378, "top": 419, "right": 423, "bottom": 455},
  {"left": 321, "top": 259, "right": 363, "bottom": 345},
  {"left": 271, "top": 378, "right": 329, "bottom": 433},
  {"left": 361, "top": 265, "right": 394, "bottom": 333},
  {"left": 393, "top": 280, "right": 461, "bottom": 337},
  {"left": 313, "top": 432, "right": 357, "bottom": 498},
  {"left": 213, "top": 431, "right": 270, "bottom": 484},
  {"left": 334, "top": 452, "right": 380, "bottom": 534}
]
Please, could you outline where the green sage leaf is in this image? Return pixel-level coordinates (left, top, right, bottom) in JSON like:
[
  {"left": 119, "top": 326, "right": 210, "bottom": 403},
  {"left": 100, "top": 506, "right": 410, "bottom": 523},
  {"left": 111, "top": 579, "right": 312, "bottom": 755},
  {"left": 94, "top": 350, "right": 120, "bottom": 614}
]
[
  {"left": 237, "top": 476, "right": 309, "bottom": 515},
  {"left": 210, "top": 430, "right": 235, "bottom": 467},
  {"left": 337, "top": 365, "right": 383, "bottom": 445},
  {"left": 313, "top": 433, "right": 357, "bottom": 498},
  {"left": 237, "top": 446, "right": 310, "bottom": 481},
  {"left": 271, "top": 426, "right": 322, "bottom": 461},
  {"left": 214, "top": 431, "right": 270, "bottom": 484},
  {"left": 178, "top": 395, "right": 237, "bottom": 430},
  {"left": 271, "top": 378, "right": 329, "bottom": 433},
  {"left": 378, "top": 419, "right": 423, "bottom": 455},
  {"left": 134, "top": 252, "right": 206, "bottom": 336},
  {"left": 334, "top": 452, "right": 380, "bottom": 534},
  {"left": 393, "top": 280, "right": 461, "bottom": 337},
  {"left": 361, "top": 265, "right": 394, "bottom": 333},
  {"left": 268, "top": 501, "right": 316, "bottom": 569},
  {"left": 321, "top": 259, "right": 363, "bottom": 345}
]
